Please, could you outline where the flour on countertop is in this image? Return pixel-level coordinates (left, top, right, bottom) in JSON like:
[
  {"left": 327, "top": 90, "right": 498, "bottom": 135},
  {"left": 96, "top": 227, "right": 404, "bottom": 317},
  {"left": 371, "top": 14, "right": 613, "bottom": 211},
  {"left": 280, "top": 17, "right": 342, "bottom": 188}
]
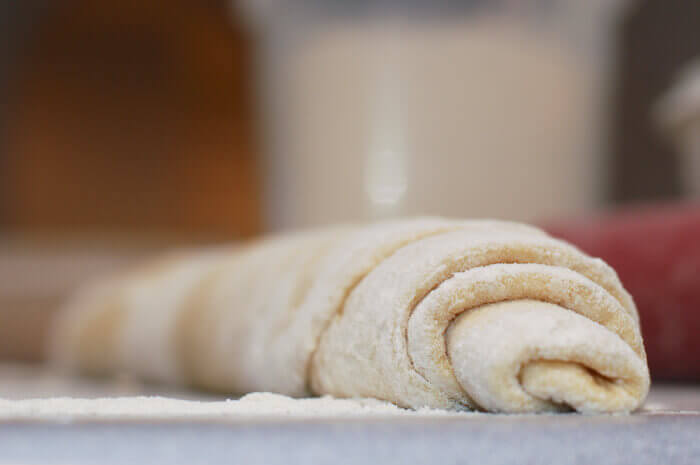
[
  {"left": 0, "top": 364, "right": 474, "bottom": 421},
  {"left": 0, "top": 393, "right": 474, "bottom": 422}
]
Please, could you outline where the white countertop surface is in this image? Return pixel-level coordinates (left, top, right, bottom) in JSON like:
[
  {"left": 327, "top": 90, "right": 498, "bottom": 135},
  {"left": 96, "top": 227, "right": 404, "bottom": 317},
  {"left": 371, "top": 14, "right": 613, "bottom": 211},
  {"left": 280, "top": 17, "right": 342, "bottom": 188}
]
[{"left": 1, "top": 363, "right": 698, "bottom": 465}]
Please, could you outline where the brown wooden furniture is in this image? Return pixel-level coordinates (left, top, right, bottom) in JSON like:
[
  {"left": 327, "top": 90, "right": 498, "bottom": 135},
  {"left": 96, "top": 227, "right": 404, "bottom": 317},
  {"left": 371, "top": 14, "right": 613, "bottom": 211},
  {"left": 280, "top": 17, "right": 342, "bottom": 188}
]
[{"left": 1, "top": 0, "right": 261, "bottom": 238}]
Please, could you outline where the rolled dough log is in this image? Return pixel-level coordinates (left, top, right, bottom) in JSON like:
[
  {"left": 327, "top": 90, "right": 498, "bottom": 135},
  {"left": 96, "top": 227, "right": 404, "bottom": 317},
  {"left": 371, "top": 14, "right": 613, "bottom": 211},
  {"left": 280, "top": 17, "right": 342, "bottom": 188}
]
[{"left": 50, "top": 218, "right": 649, "bottom": 413}]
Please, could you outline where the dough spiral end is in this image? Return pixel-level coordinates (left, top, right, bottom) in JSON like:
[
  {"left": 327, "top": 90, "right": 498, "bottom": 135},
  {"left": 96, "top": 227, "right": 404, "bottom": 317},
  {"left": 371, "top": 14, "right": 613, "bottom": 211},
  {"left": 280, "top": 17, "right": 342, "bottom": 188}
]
[{"left": 51, "top": 218, "right": 649, "bottom": 413}]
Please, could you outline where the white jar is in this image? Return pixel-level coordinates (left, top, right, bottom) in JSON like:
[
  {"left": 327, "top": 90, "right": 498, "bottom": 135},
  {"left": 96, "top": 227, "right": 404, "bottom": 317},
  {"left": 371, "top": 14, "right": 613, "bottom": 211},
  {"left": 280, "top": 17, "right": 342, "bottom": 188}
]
[{"left": 242, "top": 1, "right": 631, "bottom": 230}]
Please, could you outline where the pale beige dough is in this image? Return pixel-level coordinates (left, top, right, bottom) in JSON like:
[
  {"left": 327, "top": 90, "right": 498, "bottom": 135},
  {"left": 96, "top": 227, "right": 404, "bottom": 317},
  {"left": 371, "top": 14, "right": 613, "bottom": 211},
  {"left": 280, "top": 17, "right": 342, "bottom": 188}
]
[{"left": 50, "top": 218, "right": 649, "bottom": 413}]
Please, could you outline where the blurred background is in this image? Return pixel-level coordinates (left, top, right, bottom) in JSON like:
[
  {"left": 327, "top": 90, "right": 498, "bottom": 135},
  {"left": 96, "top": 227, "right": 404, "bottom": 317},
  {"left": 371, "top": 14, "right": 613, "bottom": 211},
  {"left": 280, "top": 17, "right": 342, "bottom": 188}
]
[{"left": 0, "top": 1, "right": 699, "bottom": 381}]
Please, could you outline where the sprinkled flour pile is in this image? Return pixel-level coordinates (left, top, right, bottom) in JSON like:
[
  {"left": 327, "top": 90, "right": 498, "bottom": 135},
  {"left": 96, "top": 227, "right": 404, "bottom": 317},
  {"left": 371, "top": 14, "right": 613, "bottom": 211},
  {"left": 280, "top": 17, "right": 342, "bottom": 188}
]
[
  {"left": 0, "top": 364, "right": 472, "bottom": 422},
  {"left": 0, "top": 393, "right": 473, "bottom": 422}
]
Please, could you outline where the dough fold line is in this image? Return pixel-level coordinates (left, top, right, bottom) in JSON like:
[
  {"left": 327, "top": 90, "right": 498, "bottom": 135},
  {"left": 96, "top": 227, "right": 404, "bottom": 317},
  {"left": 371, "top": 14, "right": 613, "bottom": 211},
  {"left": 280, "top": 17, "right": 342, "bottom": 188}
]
[{"left": 50, "top": 218, "right": 649, "bottom": 413}]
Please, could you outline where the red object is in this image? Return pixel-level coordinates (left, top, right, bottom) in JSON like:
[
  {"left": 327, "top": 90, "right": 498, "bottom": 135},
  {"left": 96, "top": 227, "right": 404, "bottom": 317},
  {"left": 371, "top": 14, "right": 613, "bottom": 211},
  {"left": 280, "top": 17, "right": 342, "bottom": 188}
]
[{"left": 544, "top": 203, "right": 700, "bottom": 381}]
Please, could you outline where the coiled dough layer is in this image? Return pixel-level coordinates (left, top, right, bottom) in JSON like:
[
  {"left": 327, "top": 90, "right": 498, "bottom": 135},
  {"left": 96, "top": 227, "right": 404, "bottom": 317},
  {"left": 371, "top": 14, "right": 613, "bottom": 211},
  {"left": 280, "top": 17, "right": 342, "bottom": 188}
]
[{"left": 51, "top": 218, "right": 649, "bottom": 413}]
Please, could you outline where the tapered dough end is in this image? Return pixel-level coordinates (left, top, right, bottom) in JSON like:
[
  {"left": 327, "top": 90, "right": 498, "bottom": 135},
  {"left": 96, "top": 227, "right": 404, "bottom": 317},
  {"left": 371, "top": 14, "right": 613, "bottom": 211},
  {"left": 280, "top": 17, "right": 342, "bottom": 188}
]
[
  {"left": 48, "top": 279, "right": 126, "bottom": 376},
  {"left": 446, "top": 300, "right": 650, "bottom": 413}
]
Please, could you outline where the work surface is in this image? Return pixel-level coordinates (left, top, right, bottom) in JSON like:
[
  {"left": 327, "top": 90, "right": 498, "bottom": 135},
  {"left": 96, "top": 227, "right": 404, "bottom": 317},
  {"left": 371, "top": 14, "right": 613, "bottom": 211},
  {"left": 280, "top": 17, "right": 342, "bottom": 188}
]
[{"left": 0, "top": 364, "right": 698, "bottom": 465}]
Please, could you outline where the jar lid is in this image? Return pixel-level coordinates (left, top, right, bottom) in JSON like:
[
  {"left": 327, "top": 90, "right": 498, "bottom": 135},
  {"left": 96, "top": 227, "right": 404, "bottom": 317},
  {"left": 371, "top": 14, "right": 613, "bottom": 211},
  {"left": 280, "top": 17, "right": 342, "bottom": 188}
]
[
  {"left": 238, "top": 0, "right": 633, "bottom": 31},
  {"left": 657, "top": 60, "right": 700, "bottom": 136}
]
